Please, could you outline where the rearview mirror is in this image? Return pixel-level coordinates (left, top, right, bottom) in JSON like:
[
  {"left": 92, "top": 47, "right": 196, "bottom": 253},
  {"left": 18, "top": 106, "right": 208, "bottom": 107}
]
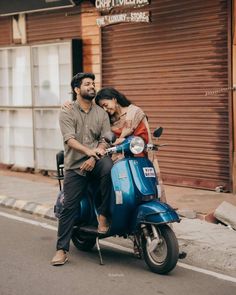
[{"left": 153, "top": 127, "right": 163, "bottom": 138}]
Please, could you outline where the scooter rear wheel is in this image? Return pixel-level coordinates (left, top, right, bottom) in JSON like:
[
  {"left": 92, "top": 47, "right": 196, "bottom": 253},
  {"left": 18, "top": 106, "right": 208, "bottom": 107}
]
[
  {"left": 142, "top": 224, "right": 179, "bottom": 274},
  {"left": 72, "top": 227, "right": 96, "bottom": 251}
]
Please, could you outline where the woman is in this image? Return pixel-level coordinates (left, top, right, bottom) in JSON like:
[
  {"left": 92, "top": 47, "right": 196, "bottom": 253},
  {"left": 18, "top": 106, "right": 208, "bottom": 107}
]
[
  {"left": 95, "top": 87, "right": 149, "bottom": 150},
  {"left": 95, "top": 87, "right": 166, "bottom": 200}
]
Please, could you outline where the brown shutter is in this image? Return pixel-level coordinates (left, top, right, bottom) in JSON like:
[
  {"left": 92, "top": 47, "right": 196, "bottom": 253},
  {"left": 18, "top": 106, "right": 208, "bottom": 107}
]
[
  {"left": 0, "top": 16, "right": 12, "bottom": 45},
  {"left": 101, "top": 0, "right": 231, "bottom": 190},
  {"left": 26, "top": 7, "right": 82, "bottom": 43}
]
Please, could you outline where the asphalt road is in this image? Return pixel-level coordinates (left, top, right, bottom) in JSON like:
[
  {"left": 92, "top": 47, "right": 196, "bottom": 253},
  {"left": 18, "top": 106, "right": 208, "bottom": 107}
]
[{"left": 0, "top": 207, "right": 235, "bottom": 295}]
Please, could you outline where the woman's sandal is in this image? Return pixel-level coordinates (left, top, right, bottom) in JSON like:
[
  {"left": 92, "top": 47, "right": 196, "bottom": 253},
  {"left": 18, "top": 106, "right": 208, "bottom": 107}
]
[{"left": 97, "top": 214, "right": 110, "bottom": 234}]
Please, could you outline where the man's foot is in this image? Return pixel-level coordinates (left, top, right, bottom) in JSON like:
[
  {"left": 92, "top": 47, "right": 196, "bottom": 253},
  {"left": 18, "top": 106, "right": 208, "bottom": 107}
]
[
  {"left": 97, "top": 215, "right": 109, "bottom": 234},
  {"left": 51, "top": 250, "right": 68, "bottom": 266}
]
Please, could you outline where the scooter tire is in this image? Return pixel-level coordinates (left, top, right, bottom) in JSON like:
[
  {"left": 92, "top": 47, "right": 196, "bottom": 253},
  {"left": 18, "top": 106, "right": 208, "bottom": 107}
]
[
  {"left": 72, "top": 228, "right": 96, "bottom": 252},
  {"left": 142, "top": 224, "right": 179, "bottom": 275}
]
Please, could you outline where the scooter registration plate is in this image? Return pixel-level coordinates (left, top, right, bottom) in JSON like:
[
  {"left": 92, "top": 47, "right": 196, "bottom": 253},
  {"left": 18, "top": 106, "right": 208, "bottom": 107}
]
[{"left": 143, "top": 167, "right": 155, "bottom": 177}]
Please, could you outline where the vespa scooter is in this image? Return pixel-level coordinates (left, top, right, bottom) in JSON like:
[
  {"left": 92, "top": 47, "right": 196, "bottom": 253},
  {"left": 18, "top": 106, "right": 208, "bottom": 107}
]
[{"left": 54, "top": 127, "right": 181, "bottom": 274}]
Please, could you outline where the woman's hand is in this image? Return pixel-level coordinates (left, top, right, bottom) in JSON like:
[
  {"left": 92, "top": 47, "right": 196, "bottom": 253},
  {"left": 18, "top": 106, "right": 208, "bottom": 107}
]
[
  {"left": 113, "top": 137, "right": 125, "bottom": 145},
  {"left": 61, "top": 100, "right": 73, "bottom": 110}
]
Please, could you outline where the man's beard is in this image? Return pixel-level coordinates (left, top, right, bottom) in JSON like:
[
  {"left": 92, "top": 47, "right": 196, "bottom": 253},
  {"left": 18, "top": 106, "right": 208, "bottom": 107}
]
[
  {"left": 81, "top": 90, "right": 96, "bottom": 101},
  {"left": 83, "top": 94, "right": 95, "bottom": 101}
]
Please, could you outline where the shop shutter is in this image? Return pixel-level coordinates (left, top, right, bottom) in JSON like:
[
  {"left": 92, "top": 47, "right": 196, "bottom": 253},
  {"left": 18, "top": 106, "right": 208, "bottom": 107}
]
[
  {"left": 101, "top": 0, "right": 231, "bottom": 190},
  {"left": 26, "top": 7, "right": 82, "bottom": 43},
  {"left": 0, "top": 16, "right": 12, "bottom": 45}
]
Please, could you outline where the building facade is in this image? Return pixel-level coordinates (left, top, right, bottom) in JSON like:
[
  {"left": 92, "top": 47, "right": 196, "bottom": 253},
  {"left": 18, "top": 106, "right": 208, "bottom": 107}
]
[{"left": 0, "top": 0, "right": 235, "bottom": 192}]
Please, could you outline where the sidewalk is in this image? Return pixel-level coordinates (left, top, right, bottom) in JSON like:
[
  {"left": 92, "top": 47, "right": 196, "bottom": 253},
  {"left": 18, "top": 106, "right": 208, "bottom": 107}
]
[{"left": 0, "top": 168, "right": 236, "bottom": 277}]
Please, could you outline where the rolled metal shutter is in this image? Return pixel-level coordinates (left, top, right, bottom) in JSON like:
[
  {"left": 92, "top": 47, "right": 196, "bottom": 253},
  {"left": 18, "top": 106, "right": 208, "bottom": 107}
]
[
  {"left": 26, "top": 7, "right": 81, "bottom": 43},
  {"left": 0, "top": 16, "right": 12, "bottom": 45},
  {"left": 101, "top": 0, "right": 231, "bottom": 190}
]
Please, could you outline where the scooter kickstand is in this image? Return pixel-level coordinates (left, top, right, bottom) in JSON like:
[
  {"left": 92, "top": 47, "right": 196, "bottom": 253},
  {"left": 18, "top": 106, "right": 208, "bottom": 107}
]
[{"left": 96, "top": 237, "right": 104, "bottom": 265}]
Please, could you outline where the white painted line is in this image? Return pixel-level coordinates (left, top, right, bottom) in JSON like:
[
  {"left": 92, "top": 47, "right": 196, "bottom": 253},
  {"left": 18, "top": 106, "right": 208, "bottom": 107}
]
[
  {"left": 1, "top": 210, "right": 236, "bottom": 284},
  {"left": 177, "top": 262, "right": 236, "bottom": 284},
  {"left": 0, "top": 211, "right": 57, "bottom": 231}
]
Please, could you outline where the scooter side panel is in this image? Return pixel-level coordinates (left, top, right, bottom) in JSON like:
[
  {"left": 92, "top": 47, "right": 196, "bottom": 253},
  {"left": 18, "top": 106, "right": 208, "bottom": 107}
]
[
  {"left": 135, "top": 200, "right": 180, "bottom": 226},
  {"left": 73, "top": 196, "right": 95, "bottom": 225},
  {"left": 129, "top": 158, "right": 158, "bottom": 196},
  {"left": 109, "top": 159, "right": 136, "bottom": 234}
]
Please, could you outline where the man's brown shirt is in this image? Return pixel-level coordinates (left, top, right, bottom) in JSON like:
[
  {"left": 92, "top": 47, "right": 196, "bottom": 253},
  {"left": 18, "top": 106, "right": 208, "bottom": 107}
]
[{"left": 59, "top": 100, "right": 111, "bottom": 170}]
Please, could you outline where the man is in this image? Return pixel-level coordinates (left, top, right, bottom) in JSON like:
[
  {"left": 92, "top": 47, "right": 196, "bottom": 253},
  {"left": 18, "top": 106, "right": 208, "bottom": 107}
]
[{"left": 51, "top": 73, "right": 113, "bottom": 266}]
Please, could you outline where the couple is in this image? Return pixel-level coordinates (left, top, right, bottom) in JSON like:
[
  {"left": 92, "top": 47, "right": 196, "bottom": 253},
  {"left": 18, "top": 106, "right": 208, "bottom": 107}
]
[{"left": 51, "top": 72, "right": 165, "bottom": 266}]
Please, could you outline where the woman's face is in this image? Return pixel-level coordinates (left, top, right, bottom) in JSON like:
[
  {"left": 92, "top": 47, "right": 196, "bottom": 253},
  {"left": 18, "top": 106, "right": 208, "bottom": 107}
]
[{"left": 98, "top": 98, "right": 117, "bottom": 115}]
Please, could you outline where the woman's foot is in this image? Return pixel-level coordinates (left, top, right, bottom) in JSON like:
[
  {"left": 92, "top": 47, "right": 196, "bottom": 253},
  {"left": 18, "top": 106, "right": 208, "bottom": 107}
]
[{"left": 97, "top": 214, "right": 110, "bottom": 234}]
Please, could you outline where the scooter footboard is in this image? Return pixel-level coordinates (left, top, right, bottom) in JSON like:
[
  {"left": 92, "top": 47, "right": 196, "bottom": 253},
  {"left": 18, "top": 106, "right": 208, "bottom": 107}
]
[{"left": 136, "top": 200, "right": 180, "bottom": 225}]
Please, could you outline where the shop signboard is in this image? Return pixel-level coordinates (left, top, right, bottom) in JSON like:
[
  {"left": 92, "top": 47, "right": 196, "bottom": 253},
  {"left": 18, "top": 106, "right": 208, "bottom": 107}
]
[
  {"left": 95, "top": 0, "right": 149, "bottom": 11},
  {"left": 96, "top": 11, "right": 149, "bottom": 27},
  {"left": 95, "top": 0, "right": 150, "bottom": 26}
]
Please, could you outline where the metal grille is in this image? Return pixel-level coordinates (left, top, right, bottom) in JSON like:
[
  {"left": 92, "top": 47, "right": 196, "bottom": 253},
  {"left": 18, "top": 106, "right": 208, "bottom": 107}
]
[{"left": 101, "top": 0, "right": 231, "bottom": 190}]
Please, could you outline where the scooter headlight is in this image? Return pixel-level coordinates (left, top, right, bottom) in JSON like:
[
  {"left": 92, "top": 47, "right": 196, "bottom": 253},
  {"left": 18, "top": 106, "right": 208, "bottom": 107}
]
[{"left": 129, "top": 136, "right": 145, "bottom": 154}]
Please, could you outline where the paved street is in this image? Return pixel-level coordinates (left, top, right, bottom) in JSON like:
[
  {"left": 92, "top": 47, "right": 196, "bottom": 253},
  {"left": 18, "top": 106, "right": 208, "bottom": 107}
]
[{"left": 0, "top": 207, "right": 235, "bottom": 295}]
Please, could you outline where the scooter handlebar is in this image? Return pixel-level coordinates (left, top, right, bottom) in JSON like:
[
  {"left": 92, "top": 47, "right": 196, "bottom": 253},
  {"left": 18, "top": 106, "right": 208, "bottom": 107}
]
[{"left": 105, "top": 146, "right": 117, "bottom": 154}]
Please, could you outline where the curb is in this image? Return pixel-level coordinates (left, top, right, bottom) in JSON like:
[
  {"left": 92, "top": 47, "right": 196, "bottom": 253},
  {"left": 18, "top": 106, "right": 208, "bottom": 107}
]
[
  {"left": 0, "top": 195, "right": 56, "bottom": 221},
  {"left": 0, "top": 195, "right": 213, "bottom": 224}
]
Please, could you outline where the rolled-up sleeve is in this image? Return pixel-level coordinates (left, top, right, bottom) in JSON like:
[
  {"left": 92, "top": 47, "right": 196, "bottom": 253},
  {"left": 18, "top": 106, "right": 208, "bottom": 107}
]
[{"left": 59, "top": 109, "right": 76, "bottom": 143}]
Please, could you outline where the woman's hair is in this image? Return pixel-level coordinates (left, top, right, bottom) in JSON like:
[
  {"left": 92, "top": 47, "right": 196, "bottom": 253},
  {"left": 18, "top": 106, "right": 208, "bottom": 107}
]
[{"left": 95, "top": 87, "right": 131, "bottom": 107}]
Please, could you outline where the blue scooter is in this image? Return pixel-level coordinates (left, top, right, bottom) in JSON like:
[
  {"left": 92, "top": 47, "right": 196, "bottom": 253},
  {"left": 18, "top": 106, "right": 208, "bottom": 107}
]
[{"left": 55, "top": 127, "right": 181, "bottom": 274}]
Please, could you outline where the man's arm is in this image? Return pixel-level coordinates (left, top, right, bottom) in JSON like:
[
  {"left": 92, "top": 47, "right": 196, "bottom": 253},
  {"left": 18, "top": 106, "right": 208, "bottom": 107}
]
[
  {"left": 67, "top": 138, "right": 99, "bottom": 159},
  {"left": 59, "top": 109, "right": 99, "bottom": 159}
]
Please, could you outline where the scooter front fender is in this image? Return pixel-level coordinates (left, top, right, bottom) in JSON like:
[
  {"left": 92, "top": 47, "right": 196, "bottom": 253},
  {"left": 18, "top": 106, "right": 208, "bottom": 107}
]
[{"left": 136, "top": 200, "right": 180, "bottom": 226}]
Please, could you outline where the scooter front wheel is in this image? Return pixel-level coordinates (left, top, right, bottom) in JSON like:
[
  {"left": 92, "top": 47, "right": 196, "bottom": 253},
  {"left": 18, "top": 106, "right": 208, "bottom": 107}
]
[
  {"left": 72, "top": 227, "right": 96, "bottom": 251},
  {"left": 142, "top": 224, "right": 179, "bottom": 274}
]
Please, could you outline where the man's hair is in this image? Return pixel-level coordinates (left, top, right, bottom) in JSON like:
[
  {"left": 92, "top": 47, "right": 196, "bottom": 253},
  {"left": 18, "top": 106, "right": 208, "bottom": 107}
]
[{"left": 71, "top": 72, "right": 95, "bottom": 101}]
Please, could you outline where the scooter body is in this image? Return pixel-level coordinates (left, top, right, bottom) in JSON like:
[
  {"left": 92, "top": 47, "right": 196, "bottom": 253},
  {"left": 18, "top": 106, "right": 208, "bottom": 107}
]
[{"left": 76, "top": 156, "right": 179, "bottom": 235}]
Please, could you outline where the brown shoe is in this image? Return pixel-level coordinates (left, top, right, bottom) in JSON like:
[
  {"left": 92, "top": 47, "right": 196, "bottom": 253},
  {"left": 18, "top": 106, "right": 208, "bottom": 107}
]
[
  {"left": 97, "top": 214, "right": 110, "bottom": 234},
  {"left": 51, "top": 250, "right": 68, "bottom": 266}
]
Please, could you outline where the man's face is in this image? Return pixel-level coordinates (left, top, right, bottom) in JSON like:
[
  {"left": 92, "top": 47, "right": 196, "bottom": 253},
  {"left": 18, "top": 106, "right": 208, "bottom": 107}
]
[{"left": 77, "top": 78, "right": 96, "bottom": 101}]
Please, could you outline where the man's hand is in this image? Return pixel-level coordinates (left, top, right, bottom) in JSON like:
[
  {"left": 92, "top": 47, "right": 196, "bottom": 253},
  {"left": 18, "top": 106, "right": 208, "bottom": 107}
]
[
  {"left": 80, "top": 157, "right": 96, "bottom": 172},
  {"left": 85, "top": 148, "right": 100, "bottom": 160},
  {"left": 85, "top": 147, "right": 106, "bottom": 159},
  {"left": 94, "top": 147, "right": 106, "bottom": 156}
]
